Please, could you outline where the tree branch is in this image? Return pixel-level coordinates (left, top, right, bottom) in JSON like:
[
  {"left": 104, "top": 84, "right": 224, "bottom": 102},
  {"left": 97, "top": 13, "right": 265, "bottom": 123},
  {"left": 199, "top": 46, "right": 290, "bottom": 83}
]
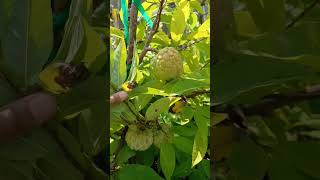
[
  {"left": 286, "top": 0, "right": 320, "bottom": 30},
  {"left": 185, "top": 90, "right": 210, "bottom": 99},
  {"left": 145, "top": 47, "right": 158, "bottom": 53},
  {"left": 110, "top": 126, "right": 128, "bottom": 172},
  {"left": 139, "top": 0, "right": 166, "bottom": 63},
  {"left": 213, "top": 84, "right": 320, "bottom": 117},
  {"left": 177, "top": 37, "right": 207, "bottom": 51},
  {"left": 127, "top": 2, "right": 138, "bottom": 64}
]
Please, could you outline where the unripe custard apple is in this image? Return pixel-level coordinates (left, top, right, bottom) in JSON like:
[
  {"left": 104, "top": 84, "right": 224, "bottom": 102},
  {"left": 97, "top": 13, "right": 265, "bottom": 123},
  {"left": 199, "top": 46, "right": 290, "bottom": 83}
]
[
  {"left": 152, "top": 47, "right": 183, "bottom": 81},
  {"left": 125, "top": 125, "right": 153, "bottom": 151},
  {"left": 153, "top": 124, "right": 173, "bottom": 148}
]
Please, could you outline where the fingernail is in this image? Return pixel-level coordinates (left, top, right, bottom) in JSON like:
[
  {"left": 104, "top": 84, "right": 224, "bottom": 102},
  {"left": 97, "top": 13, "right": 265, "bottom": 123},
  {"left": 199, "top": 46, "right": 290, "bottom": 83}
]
[{"left": 28, "top": 93, "right": 57, "bottom": 124}]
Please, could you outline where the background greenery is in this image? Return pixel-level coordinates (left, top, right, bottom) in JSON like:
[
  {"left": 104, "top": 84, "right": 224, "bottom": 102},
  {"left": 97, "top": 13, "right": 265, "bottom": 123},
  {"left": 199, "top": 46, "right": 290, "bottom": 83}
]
[
  {"left": 110, "top": 0, "right": 210, "bottom": 179},
  {"left": 0, "top": 0, "right": 108, "bottom": 179},
  {"left": 213, "top": 0, "right": 320, "bottom": 180}
]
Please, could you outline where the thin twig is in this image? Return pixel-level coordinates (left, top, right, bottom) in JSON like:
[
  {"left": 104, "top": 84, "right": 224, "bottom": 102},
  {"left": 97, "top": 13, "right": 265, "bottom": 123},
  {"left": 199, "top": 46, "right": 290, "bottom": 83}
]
[
  {"left": 127, "top": 2, "right": 138, "bottom": 64},
  {"left": 213, "top": 85, "right": 320, "bottom": 116},
  {"left": 110, "top": 126, "right": 128, "bottom": 172},
  {"left": 145, "top": 47, "right": 159, "bottom": 53},
  {"left": 286, "top": 0, "right": 320, "bottom": 30},
  {"left": 0, "top": 72, "right": 21, "bottom": 94},
  {"left": 177, "top": 37, "right": 207, "bottom": 51},
  {"left": 139, "top": 0, "right": 166, "bottom": 63},
  {"left": 185, "top": 90, "right": 210, "bottom": 99},
  {"left": 200, "top": 61, "right": 210, "bottom": 70}
]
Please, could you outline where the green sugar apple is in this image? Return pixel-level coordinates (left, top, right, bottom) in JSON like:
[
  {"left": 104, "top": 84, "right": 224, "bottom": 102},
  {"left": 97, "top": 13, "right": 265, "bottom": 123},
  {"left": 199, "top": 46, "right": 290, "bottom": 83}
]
[
  {"left": 152, "top": 47, "right": 183, "bottom": 81},
  {"left": 125, "top": 125, "right": 153, "bottom": 151},
  {"left": 153, "top": 124, "right": 173, "bottom": 148}
]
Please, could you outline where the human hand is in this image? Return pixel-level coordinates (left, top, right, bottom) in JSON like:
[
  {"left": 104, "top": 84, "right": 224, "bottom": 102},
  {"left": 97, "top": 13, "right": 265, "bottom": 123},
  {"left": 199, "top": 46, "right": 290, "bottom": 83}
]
[
  {"left": 0, "top": 92, "right": 57, "bottom": 142},
  {"left": 0, "top": 90, "right": 128, "bottom": 142},
  {"left": 110, "top": 91, "right": 128, "bottom": 106}
]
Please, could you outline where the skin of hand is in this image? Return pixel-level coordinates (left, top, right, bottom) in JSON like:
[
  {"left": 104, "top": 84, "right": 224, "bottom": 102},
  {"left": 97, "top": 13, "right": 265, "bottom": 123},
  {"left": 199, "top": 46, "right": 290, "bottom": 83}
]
[
  {"left": 0, "top": 92, "right": 57, "bottom": 142},
  {"left": 0, "top": 91, "right": 128, "bottom": 142},
  {"left": 110, "top": 91, "right": 128, "bottom": 106}
]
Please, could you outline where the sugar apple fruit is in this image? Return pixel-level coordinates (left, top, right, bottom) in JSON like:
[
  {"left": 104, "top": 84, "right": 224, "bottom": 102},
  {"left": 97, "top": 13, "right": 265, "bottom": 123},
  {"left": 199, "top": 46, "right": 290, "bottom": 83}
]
[
  {"left": 152, "top": 47, "right": 183, "bottom": 81},
  {"left": 125, "top": 125, "right": 153, "bottom": 151},
  {"left": 153, "top": 124, "right": 173, "bottom": 148}
]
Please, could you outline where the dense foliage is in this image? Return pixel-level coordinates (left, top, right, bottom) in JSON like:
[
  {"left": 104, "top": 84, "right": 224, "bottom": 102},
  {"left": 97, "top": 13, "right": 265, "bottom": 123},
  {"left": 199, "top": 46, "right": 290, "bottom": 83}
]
[
  {"left": 213, "top": 0, "right": 320, "bottom": 180},
  {"left": 110, "top": 0, "right": 210, "bottom": 179},
  {"left": 0, "top": 0, "right": 108, "bottom": 179}
]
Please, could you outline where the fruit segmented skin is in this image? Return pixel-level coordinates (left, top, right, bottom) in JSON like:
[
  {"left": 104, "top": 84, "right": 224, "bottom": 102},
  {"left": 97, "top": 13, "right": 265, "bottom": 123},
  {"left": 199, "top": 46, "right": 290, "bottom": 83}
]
[
  {"left": 125, "top": 125, "right": 153, "bottom": 151},
  {"left": 153, "top": 124, "right": 173, "bottom": 148},
  {"left": 152, "top": 47, "right": 183, "bottom": 81}
]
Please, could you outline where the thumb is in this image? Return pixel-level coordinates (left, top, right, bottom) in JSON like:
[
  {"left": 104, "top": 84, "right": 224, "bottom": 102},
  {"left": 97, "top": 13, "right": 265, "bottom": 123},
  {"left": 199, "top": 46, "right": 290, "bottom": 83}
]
[
  {"left": 0, "top": 92, "right": 57, "bottom": 142},
  {"left": 110, "top": 91, "right": 128, "bottom": 106}
]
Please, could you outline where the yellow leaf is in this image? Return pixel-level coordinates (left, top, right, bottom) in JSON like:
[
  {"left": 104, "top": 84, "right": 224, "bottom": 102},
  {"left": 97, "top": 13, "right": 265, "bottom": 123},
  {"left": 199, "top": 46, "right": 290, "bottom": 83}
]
[
  {"left": 212, "top": 112, "right": 229, "bottom": 126},
  {"left": 39, "top": 64, "right": 68, "bottom": 94},
  {"left": 188, "top": 18, "right": 210, "bottom": 40}
]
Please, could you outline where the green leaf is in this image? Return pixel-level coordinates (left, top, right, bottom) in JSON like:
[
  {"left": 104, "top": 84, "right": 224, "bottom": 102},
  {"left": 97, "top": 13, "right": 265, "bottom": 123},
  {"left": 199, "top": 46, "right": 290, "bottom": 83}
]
[
  {"left": 115, "top": 164, "right": 164, "bottom": 180},
  {"left": 53, "top": 16, "right": 84, "bottom": 64},
  {"left": 46, "top": 122, "right": 90, "bottom": 171},
  {"left": 81, "top": 17, "right": 107, "bottom": 73},
  {"left": 234, "top": 11, "right": 260, "bottom": 37},
  {"left": 134, "top": 94, "right": 153, "bottom": 111},
  {"left": 0, "top": 0, "right": 13, "bottom": 39},
  {"left": 85, "top": 162, "right": 108, "bottom": 180},
  {"left": 115, "top": 145, "right": 136, "bottom": 164},
  {"left": 135, "top": 147, "right": 156, "bottom": 166},
  {"left": 0, "top": 134, "right": 48, "bottom": 161},
  {"left": 190, "top": 0, "right": 203, "bottom": 13},
  {"left": 36, "top": 157, "right": 84, "bottom": 180},
  {"left": 129, "top": 87, "right": 169, "bottom": 97},
  {"left": 245, "top": 116, "right": 278, "bottom": 147},
  {"left": 90, "top": 2, "right": 107, "bottom": 27},
  {"left": 173, "top": 135, "right": 193, "bottom": 155},
  {"left": 241, "top": 22, "right": 320, "bottom": 57},
  {"left": 300, "top": 131, "right": 320, "bottom": 139},
  {"left": 191, "top": 110, "right": 209, "bottom": 167},
  {"left": 188, "top": 169, "right": 207, "bottom": 180},
  {"left": 188, "top": 18, "right": 210, "bottom": 40},
  {"left": 0, "top": 128, "right": 58, "bottom": 161},
  {"left": 0, "top": 160, "right": 35, "bottom": 180},
  {"left": 229, "top": 138, "right": 268, "bottom": 180},
  {"left": 213, "top": 53, "right": 315, "bottom": 105},
  {"left": 194, "top": 110, "right": 209, "bottom": 137},
  {"left": 129, "top": 80, "right": 167, "bottom": 97},
  {"left": 58, "top": 76, "right": 107, "bottom": 117},
  {"left": 191, "top": 129, "right": 208, "bottom": 167},
  {"left": 78, "top": 101, "right": 108, "bottom": 156},
  {"left": 170, "top": 3, "right": 188, "bottom": 43},
  {"left": 153, "top": 31, "right": 171, "bottom": 46},
  {"left": 172, "top": 124, "right": 197, "bottom": 137},
  {"left": 0, "top": 0, "right": 53, "bottom": 90},
  {"left": 173, "top": 106, "right": 194, "bottom": 125},
  {"left": 269, "top": 142, "right": 320, "bottom": 180},
  {"left": 160, "top": 143, "right": 176, "bottom": 180},
  {"left": 244, "top": 0, "right": 285, "bottom": 32},
  {"left": 145, "top": 97, "right": 171, "bottom": 121},
  {"left": 163, "top": 78, "right": 209, "bottom": 95},
  {"left": 198, "top": 159, "right": 210, "bottom": 178},
  {"left": 173, "top": 154, "right": 193, "bottom": 178},
  {"left": 212, "top": 113, "right": 228, "bottom": 126},
  {"left": 0, "top": 78, "right": 17, "bottom": 106},
  {"left": 111, "top": 38, "right": 127, "bottom": 88},
  {"left": 110, "top": 27, "right": 124, "bottom": 39},
  {"left": 127, "top": 42, "right": 139, "bottom": 82}
]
